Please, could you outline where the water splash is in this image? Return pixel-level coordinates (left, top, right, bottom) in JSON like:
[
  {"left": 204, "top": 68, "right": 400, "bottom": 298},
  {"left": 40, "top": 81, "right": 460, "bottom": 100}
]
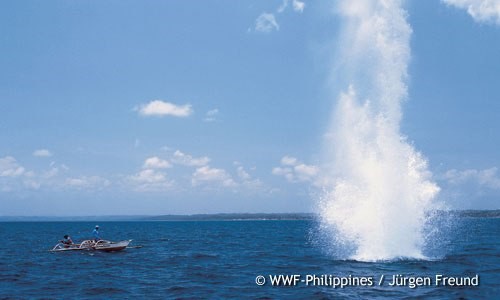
[{"left": 319, "top": 0, "right": 441, "bottom": 261}]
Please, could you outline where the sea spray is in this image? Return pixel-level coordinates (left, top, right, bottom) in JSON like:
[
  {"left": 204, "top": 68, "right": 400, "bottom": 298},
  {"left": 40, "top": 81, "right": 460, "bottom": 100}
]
[{"left": 319, "top": 0, "right": 441, "bottom": 261}]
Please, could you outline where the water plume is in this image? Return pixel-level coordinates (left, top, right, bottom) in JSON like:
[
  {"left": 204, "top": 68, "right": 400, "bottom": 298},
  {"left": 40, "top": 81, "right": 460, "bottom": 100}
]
[{"left": 319, "top": 0, "right": 441, "bottom": 261}]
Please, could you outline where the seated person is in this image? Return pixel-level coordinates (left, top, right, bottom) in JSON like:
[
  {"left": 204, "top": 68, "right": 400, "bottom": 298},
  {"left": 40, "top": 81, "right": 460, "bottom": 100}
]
[{"left": 61, "top": 235, "right": 73, "bottom": 248}]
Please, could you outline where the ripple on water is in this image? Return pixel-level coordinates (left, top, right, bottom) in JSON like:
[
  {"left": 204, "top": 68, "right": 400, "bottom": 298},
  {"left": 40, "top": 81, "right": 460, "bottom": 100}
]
[{"left": 0, "top": 219, "right": 497, "bottom": 299}]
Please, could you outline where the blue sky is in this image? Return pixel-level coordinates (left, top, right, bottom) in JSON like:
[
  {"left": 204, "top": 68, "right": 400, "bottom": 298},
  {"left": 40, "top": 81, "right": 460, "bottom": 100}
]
[{"left": 1, "top": 0, "right": 499, "bottom": 215}]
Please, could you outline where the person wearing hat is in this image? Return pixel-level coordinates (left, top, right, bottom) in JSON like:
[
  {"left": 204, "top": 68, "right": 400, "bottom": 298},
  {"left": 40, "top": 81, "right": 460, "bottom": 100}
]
[
  {"left": 92, "top": 225, "right": 100, "bottom": 241},
  {"left": 60, "top": 235, "right": 73, "bottom": 248}
]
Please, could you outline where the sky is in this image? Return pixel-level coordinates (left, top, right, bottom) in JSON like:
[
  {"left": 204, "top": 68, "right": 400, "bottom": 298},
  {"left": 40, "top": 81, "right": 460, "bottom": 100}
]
[{"left": 1, "top": 0, "right": 499, "bottom": 215}]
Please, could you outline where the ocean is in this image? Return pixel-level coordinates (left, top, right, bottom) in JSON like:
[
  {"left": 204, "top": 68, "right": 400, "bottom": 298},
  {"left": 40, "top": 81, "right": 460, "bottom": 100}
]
[{"left": 0, "top": 216, "right": 498, "bottom": 299}]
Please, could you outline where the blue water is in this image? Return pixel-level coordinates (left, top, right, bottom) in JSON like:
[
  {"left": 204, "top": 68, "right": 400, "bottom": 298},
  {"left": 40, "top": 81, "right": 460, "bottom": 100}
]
[{"left": 0, "top": 217, "right": 498, "bottom": 299}]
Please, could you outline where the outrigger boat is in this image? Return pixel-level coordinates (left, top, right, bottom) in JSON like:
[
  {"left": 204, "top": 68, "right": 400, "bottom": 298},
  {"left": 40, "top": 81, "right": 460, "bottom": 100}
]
[{"left": 50, "top": 239, "right": 133, "bottom": 252}]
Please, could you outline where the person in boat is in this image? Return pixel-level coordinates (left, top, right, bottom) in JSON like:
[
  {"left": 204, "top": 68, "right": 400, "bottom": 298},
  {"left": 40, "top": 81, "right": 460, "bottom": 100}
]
[
  {"left": 60, "top": 235, "right": 73, "bottom": 248},
  {"left": 92, "top": 225, "right": 100, "bottom": 241}
]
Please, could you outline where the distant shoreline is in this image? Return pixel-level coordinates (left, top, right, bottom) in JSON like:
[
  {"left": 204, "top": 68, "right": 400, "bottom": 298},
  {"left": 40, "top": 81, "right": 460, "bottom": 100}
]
[
  {"left": 0, "top": 210, "right": 498, "bottom": 222},
  {"left": 0, "top": 213, "right": 314, "bottom": 222}
]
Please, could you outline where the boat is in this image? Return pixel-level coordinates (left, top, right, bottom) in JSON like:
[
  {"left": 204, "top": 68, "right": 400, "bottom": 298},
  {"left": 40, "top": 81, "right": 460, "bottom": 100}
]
[{"left": 50, "top": 239, "right": 133, "bottom": 252}]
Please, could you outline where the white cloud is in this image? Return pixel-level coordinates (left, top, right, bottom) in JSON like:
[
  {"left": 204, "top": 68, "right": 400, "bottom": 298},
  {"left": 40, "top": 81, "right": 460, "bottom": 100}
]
[
  {"left": 42, "top": 163, "right": 68, "bottom": 179},
  {"left": 272, "top": 167, "right": 295, "bottom": 182},
  {"left": 237, "top": 166, "right": 264, "bottom": 190},
  {"left": 0, "top": 157, "right": 40, "bottom": 191},
  {"left": 272, "top": 155, "right": 319, "bottom": 184},
  {"left": 281, "top": 156, "right": 298, "bottom": 166},
  {"left": 130, "top": 169, "right": 166, "bottom": 184},
  {"left": 192, "top": 166, "right": 235, "bottom": 187},
  {"left": 0, "top": 158, "right": 74, "bottom": 191},
  {"left": 136, "top": 100, "right": 193, "bottom": 117},
  {"left": 0, "top": 156, "right": 25, "bottom": 177},
  {"left": 442, "top": 0, "right": 500, "bottom": 24},
  {"left": 128, "top": 169, "right": 173, "bottom": 191},
  {"left": 43, "top": 167, "right": 60, "bottom": 178},
  {"left": 23, "top": 180, "right": 41, "bottom": 190},
  {"left": 255, "top": 13, "right": 279, "bottom": 33},
  {"left": 65, "top": 176, "right": 111, "bottom": 189},
  {"left": 204, "top": 108, "right": 219, "bottom": 122},
  {"left": 278, "top": 0, "right": 289, "bottom": 13},
  {"left": 171, "top": 150, "right": 210, "bottom": 167},
  {"left": 255, "top": 0, "right": 304, "bottom": 33},
  {"left": 33, "top": 149, "right": 52, "bottom": 157},
  {"left": 292, "top": 0, "right": 305, "bottom": 13},
  {"left": 237, "top": 166, "right": 251, "bottom": 181},
  {"left": 143, "top": 156, "right": 171, "bottom": 169},
  {"left": 65, "top": 178, "right": 86, "bottom": 187},
  {"left": 444, "top": 167, "right": 500, "bottom": 189},
  {"left": 24, "top": 170, "right": 36, "bottom": 177},
  {"left": 278, "top": 0, "right": 305, "bottom": 13},
  {"left": 294, "top": 163, "right": 319, "bottom": 182}
]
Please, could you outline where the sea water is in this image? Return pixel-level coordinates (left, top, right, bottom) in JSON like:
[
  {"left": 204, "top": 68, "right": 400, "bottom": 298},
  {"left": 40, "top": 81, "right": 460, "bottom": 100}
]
[{"left": 0, "top": 216, "right": 498, "bottom": 299}]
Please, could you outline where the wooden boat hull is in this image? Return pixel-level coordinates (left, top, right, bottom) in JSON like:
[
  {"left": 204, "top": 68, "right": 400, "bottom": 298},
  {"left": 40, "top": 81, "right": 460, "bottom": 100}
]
[
  {"left": 93, "top": 240, "right": 131, "bottom": 252},
  {"left": 51, "top": 240, "right": 132, "bottom": 252}
]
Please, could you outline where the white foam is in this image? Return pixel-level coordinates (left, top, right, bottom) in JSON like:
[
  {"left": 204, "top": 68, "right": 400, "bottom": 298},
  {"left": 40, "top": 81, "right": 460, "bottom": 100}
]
[{"left": 319, "top": 0, "right": 440, "bottom": 261}]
